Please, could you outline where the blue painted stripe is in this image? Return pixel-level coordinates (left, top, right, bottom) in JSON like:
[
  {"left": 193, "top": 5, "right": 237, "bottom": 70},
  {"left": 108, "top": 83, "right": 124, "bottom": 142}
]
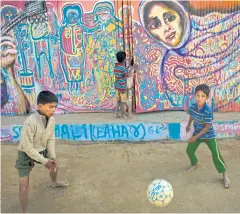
[{"left": 168, "top": 123, "right": 180, "bottom": 140}]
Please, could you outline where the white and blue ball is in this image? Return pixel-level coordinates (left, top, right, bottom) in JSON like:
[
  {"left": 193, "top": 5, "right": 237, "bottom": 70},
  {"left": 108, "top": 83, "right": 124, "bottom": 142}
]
[{"left": 147, "top": 179, "right": 173, "bottom": 207}]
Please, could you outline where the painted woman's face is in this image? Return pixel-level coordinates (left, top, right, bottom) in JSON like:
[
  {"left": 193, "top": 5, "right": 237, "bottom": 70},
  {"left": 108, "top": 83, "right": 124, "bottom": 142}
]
[
  {"left": 67, "top": 9, "right": 80, "bottom": 24},
  {"left": 146, "top": 3, "right": 183, "bottom": 47},
  {"left": 96, "top": 7, "right": 111, "bottom": 21}
]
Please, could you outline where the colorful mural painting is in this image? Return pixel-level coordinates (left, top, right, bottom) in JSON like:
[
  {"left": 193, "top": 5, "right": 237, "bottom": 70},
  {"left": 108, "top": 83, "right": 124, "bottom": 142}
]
[
  {"left": 136, "top": 0, "right": 240, "bottom": 112},
  {"left": 1, "top": 0, "right": 240, "bottom": 115}
]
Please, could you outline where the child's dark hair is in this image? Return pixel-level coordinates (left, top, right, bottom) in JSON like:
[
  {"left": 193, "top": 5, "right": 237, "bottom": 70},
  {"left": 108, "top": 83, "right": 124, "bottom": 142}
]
[
  {"left": 195, "top": 84, "right": 210, "bottom": 97},
  {"left": 37, "top": 91, "right": 58, "bottom": 105},
  {"left": 116, "top": 51, "right": 126, "bottom": 63}
]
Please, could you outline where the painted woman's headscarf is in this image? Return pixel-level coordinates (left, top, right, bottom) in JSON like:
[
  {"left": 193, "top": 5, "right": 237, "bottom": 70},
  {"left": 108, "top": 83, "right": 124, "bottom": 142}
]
[
  {"left": 138, "top": 0, "right": 240, "bottom": 111},
  {"left": 138, "top": 0, "right": 190, "bottom": 50}
]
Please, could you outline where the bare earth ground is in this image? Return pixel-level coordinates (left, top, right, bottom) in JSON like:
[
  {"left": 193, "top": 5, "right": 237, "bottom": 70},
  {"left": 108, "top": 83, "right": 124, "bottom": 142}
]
[
  {"left": 1, "top": 138, "right": 240, "bottom": 213},
  {"left": 1, "top": 111, "right": 239, "bottom": 126}
]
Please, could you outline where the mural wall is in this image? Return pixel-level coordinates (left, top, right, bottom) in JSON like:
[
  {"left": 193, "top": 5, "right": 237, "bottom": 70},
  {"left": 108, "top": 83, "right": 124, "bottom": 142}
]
[
  {"left": 135, "top": 0, "right": 240, "bottom": 112},
  {"left": 1, "top": 0, "right": 240, "bottom": 115}
]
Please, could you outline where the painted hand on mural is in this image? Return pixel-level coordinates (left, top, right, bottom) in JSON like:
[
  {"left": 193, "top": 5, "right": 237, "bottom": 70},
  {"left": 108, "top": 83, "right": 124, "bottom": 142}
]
[
  {"left": 1, "top": 35, "right": 17, "bottom": 107},
  {"left": 1, "top": 5, "right": 32, "bottom": 114},
  {"left": 0, "top": 33, "right": 30, "bottom": 113}
]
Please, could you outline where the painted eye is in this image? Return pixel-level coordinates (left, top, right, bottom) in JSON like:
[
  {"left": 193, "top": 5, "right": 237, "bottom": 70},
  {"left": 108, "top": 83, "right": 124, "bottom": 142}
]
[
  {"left": 150, "top": 19, "right": 161, "bottom": 29},
  {"left": 165, "top": 14, "right": 176, "bottom": 22}
]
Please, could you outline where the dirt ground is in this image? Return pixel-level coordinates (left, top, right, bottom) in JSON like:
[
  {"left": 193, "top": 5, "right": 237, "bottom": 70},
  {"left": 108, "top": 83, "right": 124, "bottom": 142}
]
[
  {"left": 2, "top": 111, "right": 239, "bottom": 126},
  {"left": 1, "top": 138, "right": 240, "bottom": 213}
]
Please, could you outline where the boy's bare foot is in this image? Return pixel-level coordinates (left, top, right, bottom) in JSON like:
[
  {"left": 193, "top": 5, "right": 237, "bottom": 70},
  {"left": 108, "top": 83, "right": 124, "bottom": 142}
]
[
  {"left": 224, "top": 177, "right": 231, "bottom": 188},
  {"left": 50, "top": 180, "right": 69, "bottom": 188},
  {"left": 127, "top": 115, "right": 133, "bottom": 120},
  {"left": 119, "top": 113, "right": 126, "bottom": 119},
  {"left": 115, "top": 113, "right": 121, "bottom": 118},
  {"left": 223, "top": 173, "right": 231, "bottom": 188},
  {"left": 187, "top": 164, "right": 199, "bottom": 172}
]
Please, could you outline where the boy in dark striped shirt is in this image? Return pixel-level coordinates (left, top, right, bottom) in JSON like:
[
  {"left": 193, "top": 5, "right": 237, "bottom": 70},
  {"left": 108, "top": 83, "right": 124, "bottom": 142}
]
[
  {"left": 114, "top": 51, "right": 128, "bottom": 118},
  {"left": 186, "top": 84, "right": 231, "bottom": 188}
]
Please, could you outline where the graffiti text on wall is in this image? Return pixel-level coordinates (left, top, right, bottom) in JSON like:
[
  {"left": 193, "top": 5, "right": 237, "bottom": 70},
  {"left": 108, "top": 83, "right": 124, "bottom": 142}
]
[
  {"left": 1, "top": 121, "right": 239, "bottom": 143},
  {"left": 0, "top": 123, "right": 168, "bottom": 142}
]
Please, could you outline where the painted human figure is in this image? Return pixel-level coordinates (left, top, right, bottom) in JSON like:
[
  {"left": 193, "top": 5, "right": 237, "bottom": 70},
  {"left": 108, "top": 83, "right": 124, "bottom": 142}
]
[
  {"left": 89, "top": 1, "right": 122, "bottom": 98},
  {"left": 93, "top": 1, "right": 120, "bottom": 31},
  {"left": 60, "top": 4, "right": 85, "bottom": 93},
  {"left": 29, "top": 4, "right": 56, "bottom": 79},
  {"left": 139, "top": 0, "right": 240, "bottom": 111},
  {"left": 33, "top": 3, "right": 62, "bottom": 93}
]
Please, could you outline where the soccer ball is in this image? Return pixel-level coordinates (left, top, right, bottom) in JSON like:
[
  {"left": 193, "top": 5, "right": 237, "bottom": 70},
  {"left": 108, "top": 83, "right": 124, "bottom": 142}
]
[{"left": 147, "top": 179, "right": 173, "bottom": 207}]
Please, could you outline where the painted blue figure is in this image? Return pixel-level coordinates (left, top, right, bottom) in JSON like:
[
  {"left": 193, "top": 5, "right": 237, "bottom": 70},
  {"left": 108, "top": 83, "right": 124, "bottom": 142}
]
[
  {"left": 29, "top": 3, "right": 57, "bottom": 79},
  {"left": 60, "top": 4, "right": 86, "bottom": 93}
]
